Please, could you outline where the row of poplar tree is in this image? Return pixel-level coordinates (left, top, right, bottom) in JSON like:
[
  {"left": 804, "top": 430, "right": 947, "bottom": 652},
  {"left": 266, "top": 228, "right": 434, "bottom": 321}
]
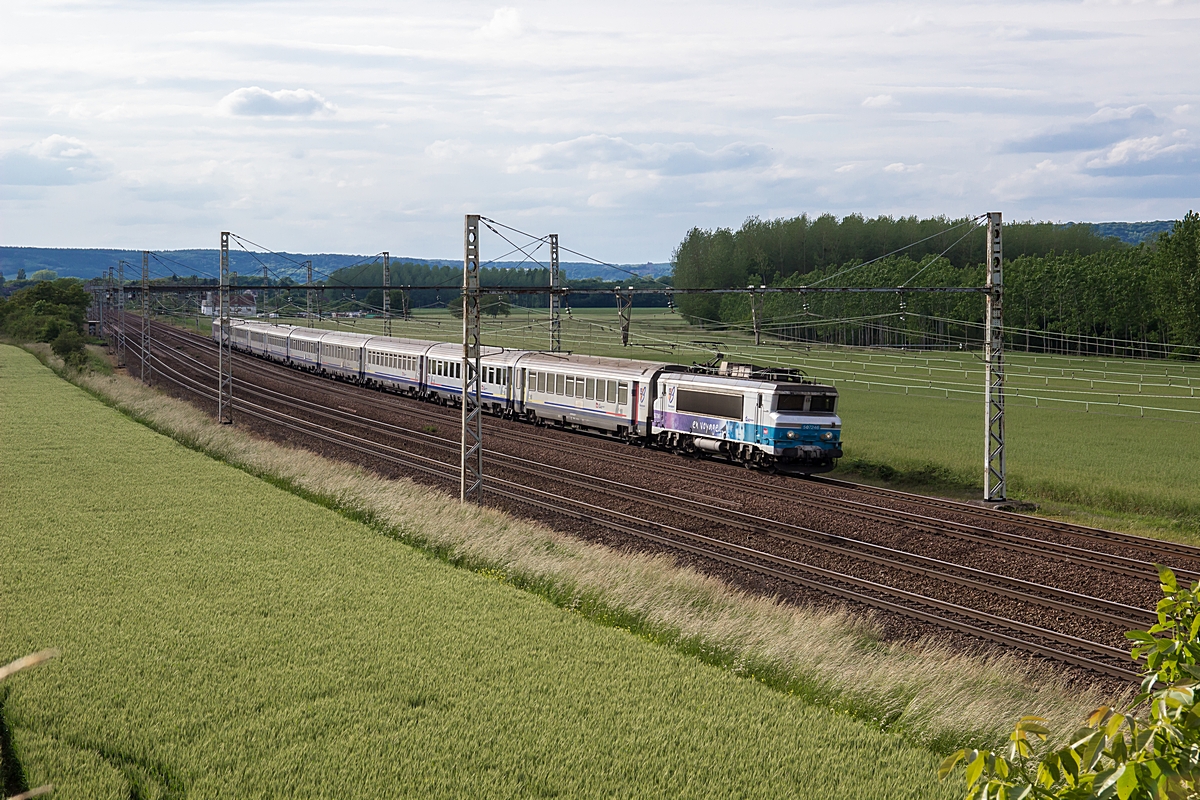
[{"left": 672, "top": 212, "right": 1200, "bottom": 354}]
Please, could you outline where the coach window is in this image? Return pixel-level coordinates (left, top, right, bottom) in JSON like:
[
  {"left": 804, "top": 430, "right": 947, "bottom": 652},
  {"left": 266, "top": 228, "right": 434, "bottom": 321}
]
[
  {"left": 607, "top": 380, "right": 617, "bottom": 404},
  {"left": 618, "top": 382, "right": 628, "bottom": 405},
  {"left": 585, "top": 378, "right": 595, "bottom": 400},
  {"left": 554, "top": 373, "right": 564, "bottom": 395}
]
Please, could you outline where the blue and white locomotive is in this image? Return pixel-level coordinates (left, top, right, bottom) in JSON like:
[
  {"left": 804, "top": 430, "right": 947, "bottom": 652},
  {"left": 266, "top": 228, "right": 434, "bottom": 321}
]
[{"left": 214, "top": 319, "right": 842, "bottom": 472}]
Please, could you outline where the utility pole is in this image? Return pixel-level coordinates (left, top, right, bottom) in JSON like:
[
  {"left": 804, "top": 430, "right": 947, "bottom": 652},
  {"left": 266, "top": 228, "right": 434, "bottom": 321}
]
[
  {"left": 461, "top": 214, "right": 483, "bottom": 503},
  {"left": 749, "top": 285, "right": 766, "bottom": 346},
  {"left": 615, "top": 287, "right": 633, "bottom": 346},
  {"left": 401, "top": 289, "right": 411, "bottom": 321},
  {"left": 261, "top": 261, "right": 269, "bottom": 322},
  {"left": 218, "top": 232, "right": 233, "bottom": 424},
  {"left": 382, "top": 251, "right": 391, "bottom": 337},
  {"left": 105, "top": 267, "right": 114, "bottom": 353},
  {"left": 116, "top": 261, "right": 126, "bottom": 368},
  {"left": 549, "top": 233, "right": 561, "bottom": 352},
  {"left": 984, "top": 212, "right": 1005, "bottom": 502},
  {"left": 306, "top": 260, "right": 314, "bottom": 328},
  {"left": 141, "top": 251, "right": 151, "bottom": 383}
]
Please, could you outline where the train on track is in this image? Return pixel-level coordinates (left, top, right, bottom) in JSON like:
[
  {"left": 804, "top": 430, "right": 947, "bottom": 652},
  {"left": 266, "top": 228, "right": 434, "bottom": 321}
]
[{"left": 214, "top": 318, "right": 843, "bottom": 472}]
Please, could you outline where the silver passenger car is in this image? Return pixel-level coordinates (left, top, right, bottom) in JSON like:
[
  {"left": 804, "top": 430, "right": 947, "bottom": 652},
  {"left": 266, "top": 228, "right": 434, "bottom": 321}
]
[{"left": 513, "top": 352, "right": 674, "bottom": 436}]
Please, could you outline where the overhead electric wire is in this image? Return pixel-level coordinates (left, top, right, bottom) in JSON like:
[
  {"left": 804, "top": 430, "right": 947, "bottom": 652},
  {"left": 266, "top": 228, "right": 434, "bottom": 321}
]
[
  {"left": 481, "top": 215, "right": 670, "bottom": 288},
  {"left": 806, "top": 214, "right": 987, "bottom": 288},
  {"left": 899, "top": 219, "right": 988, "bottom": 288}
]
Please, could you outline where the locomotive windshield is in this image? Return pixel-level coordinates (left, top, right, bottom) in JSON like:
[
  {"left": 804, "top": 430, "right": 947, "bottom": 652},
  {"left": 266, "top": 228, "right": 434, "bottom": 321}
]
[{"left": 775, "top": 393, "right": 837, "bottom": 414}]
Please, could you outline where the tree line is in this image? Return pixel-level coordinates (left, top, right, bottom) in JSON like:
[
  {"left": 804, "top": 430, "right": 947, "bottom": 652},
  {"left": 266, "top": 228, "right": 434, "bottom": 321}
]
[
  {"left": 321, "top": 262, "right": 671, "bottom": 313},
  {"left": 0, "top": 278, "right": 93, "bottom": 367},
  {"left": 673, "top": 212, "right": 1200, "bottom": 354}
]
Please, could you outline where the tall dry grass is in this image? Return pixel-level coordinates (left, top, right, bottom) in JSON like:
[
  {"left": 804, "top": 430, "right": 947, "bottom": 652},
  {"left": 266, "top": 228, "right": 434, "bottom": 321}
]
[{"left": 30, "top": 343, "right": 1129, "bottom": 750}]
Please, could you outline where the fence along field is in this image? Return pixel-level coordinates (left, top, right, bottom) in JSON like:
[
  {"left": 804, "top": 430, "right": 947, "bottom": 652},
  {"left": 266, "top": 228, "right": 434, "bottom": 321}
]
[
  {"left": 0, "top": 344, "right": 958, "bottom": 799},
  {"left": 248, "top": 305, "right": 1200, "bottom": 533}
]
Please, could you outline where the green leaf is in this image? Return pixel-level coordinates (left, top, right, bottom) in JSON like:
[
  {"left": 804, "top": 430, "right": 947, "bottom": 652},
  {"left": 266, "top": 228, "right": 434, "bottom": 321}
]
[
  {"left": 937, "top": 749, "right": 965, "bottom": 781},
  {"left": 1157, "top": 564, "right": 1178, "bottom": 591},
  {"left": 1127, "top": 630, "right": 1157, "bottom": 643},
  {"left": 1116, "top": 761, "right": 1139, "bottom": 800},
  {"left": 1095, "top": 765, "right": 1123, "bottom": 795},
  {"left": 965, "top": 750, "right": 985, "bottom": 788}
]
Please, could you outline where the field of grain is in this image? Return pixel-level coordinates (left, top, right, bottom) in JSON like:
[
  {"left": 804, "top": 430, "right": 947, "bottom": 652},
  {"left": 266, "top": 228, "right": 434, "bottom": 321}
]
[
  {"left": 0, "top": 344, "right": 961, "bottom": 799},
  {"left": 255, "top": 307, "right": 1200, "bottom": 532}
]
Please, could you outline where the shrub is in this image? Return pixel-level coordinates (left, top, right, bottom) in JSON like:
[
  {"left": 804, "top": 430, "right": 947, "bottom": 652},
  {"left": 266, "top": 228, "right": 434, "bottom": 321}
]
[
  {"left": 51, "top": 329, "right": 88, "bottom": 369},
  {"left": 940, "top": 565, "right": 1200, "bottom": 799}
]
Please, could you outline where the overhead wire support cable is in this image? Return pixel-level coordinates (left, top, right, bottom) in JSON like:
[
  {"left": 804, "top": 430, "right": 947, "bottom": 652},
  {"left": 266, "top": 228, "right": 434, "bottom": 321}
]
[{"left": 806, "top": 214, "right": 986, "bottom": 288}]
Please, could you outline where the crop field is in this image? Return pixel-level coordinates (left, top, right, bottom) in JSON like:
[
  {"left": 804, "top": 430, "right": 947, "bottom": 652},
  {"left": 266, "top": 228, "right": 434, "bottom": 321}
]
[
  {"left": 243, "top": 307, "right": 1200, "bottom": 532},
  {"left": 0, "top": 344, "right": 956, "bottom": 799}
]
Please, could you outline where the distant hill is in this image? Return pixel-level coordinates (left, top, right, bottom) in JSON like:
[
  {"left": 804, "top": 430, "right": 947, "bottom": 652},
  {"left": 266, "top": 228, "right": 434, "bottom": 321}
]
[
  {"left": 1084, "top": 221, "right": 1176, "bottom": 245},
  {"left": 0, "top": 246, "right": 672, "bottom": 283}
]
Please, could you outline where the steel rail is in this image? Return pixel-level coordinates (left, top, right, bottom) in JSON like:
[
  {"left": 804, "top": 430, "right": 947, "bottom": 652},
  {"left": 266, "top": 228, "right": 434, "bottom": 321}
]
[
  {"left": 168, "top": 343, "right": 1153, "bottom": 632},
  {"left": 139, "top": 345, "right": 1141, "bottom": 680},
  {"left": 143, "top": 320, "right": 1196, "bottom": 582},
  {"left": 805, "top": 474, "right": 1200, "bottom": 560},
  {"left": 137, "top": 325, "right": 1147, "bottom": 679}
]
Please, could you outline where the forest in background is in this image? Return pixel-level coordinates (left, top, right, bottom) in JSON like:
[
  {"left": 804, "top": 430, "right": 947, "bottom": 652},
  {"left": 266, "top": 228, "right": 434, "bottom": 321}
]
[{"left": 672, "top": 213, "right": 1200, "bottom": 353}]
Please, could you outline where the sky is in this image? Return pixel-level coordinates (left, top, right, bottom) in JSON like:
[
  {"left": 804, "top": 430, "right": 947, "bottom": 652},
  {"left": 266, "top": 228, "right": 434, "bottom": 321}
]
[{"left": 0, "top": 0, "right": 1197, "bottom": 263}]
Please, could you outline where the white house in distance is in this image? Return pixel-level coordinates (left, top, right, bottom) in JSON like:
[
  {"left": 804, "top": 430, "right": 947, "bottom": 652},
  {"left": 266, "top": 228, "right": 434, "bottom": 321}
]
[{"left": 200, "top": 290, "right": 257, "bottom": 317}]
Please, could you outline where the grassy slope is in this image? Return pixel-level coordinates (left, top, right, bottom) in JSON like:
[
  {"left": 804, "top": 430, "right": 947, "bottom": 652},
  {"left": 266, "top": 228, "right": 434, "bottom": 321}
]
[{"left": 0, "top": 344, "right": 956, "bottom": 799}]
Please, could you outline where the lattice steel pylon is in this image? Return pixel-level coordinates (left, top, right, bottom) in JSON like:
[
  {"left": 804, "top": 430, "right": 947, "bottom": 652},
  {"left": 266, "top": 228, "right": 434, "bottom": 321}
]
[
  {"left": 984, "top": 212, "right": 1005, "bottom": 501},
  {"left": 382, "top": 251, "right": 391, "bottom": 337},
  {"left": 218, "top": 232, "right": 233, "bottom": 424},
  {"left": 549, "top": 233, "right": 561, "bottom": 352},
  {"left": 116, "top": 261, "right": 127, "bottom": 368},
  {"left": 141, "top": 251, "right": 151, "bottom": 383},
  {"left": 461, "top": 215, "right": 484, "bottom": 503}
]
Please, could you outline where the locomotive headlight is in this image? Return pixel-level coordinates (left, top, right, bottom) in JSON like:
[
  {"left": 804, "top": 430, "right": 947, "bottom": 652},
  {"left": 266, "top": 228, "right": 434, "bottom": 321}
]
[
  {"left": 820, "top": 431, "right": 834, "bottom": 441},
  {"left": 786, "top": 430, "right": 797, "bottom": 439}
]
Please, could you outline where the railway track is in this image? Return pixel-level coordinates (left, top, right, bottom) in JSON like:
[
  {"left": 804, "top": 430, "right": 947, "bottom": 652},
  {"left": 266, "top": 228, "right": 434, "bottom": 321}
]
[{"left": 109, "top": 317, "right": 1200, "bottom": 680}]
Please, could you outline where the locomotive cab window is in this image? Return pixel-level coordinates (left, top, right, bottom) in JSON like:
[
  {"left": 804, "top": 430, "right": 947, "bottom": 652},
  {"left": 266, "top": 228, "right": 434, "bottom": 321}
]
[{"left": 810, "top": 394, "right": 836, "bottom": 413}]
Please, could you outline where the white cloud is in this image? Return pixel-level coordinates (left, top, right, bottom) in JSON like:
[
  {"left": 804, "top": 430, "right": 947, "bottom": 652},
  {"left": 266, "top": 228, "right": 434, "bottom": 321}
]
[
  {"left": 0, "top": 0, "right": 1197, "bottom": 258},
  {"left": 479, "top": 7, "right": 522, "bottom": 39},
  {"left": 0, "top": 135, "right": 110, "bottom": 186},
  {"left": 217, "top": 87, "right": 335, "bottom": 118},
  {"left": 509, "top": 135, "right": 773, "bottom": 176},
  {"left": 425, "top": 139, "right": 471, "bottom": 161},
  {"left": 862, "top": 94, "right": 897, "bottom": 108},
  {"left": 883, "top": 162, "right": 922, "bottom": 173}
]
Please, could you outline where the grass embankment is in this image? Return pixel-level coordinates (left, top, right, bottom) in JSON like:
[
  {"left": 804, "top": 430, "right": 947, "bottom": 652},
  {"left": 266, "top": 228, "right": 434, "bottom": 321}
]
[
  {"left": 0, "top": 343, "right": 977, "bottom": 798},
  {"left": 261, "top": 308, "right": 1200, "bottom": 536}
]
